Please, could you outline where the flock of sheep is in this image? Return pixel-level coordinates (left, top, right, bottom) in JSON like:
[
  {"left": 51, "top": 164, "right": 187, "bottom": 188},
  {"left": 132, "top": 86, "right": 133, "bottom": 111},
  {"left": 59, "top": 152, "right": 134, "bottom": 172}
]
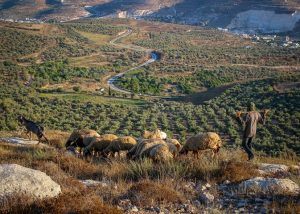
[{"left": 65, "top": 129, "right": 223, "bottom": 161}]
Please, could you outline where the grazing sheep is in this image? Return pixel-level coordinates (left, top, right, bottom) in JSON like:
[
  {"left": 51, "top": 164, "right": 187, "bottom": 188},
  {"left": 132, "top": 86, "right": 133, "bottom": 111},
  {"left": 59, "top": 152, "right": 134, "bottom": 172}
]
[
  {"left": 132, "top": 139, "right": 167, "bottom": 160},
  {"left": 127, "top": 140, "right": 142, "bottom": 159},
  {"left": 165, "top": 139, "right": 182, "bottom": 157},
  {"left": 102, "top": 136, "right": 137, "bottom": 157},
  {"left": 142, "top": 129, "right": 167, "bottom": 139},
  {"left": 148, "top": 144, "right": 173, "bottom": 162},
  {"left": 65, "top": 129, "right": 100, "bottom": 149},
  {"left": 84, "top": 134, "right": 118, "bottom": 157},
  {"left": 160, "top": 131, "right": 167, "bottom": 140},
  {"left": 65, "top": 146, "right": 80, "bottom": 158},
  {"left": 179, "top": 132, "right": 222, "bottom": 158}
]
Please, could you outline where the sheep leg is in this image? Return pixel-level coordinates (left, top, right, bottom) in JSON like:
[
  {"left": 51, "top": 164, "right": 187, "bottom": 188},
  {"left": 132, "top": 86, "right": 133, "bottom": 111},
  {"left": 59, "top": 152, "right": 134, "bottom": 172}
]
[
  {"left": 193, "top": 151, "right": 199, "bottom": 159},
  {"left": 42, "top": 134, "right": 49, "bottom": 144},
  {"left": 25, "top": 131, "right": 30, "bottom": 139},
  {"left": 37, "top": 136, "right": 41, "bottom": 145},
  {"left": 29, "top": 132, "right": 32, "bottom": 140}
]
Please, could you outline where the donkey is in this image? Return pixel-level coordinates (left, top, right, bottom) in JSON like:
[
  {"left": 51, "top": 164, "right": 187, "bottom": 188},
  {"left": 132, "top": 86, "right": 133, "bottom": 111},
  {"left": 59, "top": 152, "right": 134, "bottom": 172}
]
[{"left": 18, "top": 116, "right": 49, "bottom": 144}]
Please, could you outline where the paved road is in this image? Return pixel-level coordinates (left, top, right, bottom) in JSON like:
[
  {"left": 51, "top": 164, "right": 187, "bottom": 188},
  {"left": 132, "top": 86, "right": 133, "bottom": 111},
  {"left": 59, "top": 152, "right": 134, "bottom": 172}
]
[{"left": 107, "top": 29, "right": 158, "bottom": 94}]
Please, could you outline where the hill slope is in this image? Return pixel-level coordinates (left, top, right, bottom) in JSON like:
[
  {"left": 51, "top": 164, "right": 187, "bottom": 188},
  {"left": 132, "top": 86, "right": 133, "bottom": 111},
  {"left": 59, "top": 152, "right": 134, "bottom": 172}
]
[{"left": 1, "top": 0, "right": 300, "bottom": 36}]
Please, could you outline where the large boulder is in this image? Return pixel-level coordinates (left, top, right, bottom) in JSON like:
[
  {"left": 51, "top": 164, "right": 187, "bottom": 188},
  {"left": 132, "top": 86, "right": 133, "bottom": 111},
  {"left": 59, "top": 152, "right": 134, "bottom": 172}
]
[
  {"left": 0, "top": 164, "right": 61, "bottom": 200},
  {"left": 239, "top": 177, "right": 299, "bottom": 195}
]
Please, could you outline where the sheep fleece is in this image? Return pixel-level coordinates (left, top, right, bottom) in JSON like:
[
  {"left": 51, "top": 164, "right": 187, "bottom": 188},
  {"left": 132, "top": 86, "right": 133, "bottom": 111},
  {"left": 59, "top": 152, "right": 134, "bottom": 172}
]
[{"left": 181, "top": 132, "right": 222, "bottom": 152}]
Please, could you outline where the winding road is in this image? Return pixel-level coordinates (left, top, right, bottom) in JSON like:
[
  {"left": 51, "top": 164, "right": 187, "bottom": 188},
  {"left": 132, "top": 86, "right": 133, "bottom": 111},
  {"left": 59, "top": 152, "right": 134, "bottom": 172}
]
[{"left": 107, "top": 29, "right": 159, "bottom": 94}]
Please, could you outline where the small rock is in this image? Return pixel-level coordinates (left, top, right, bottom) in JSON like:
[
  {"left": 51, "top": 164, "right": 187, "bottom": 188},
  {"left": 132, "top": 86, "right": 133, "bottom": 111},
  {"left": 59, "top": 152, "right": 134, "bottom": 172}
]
[
  {"left": 239, "top": 208, "right": 245, "bottom": 212},
  {"left": 153, "top": 207, "right": 160, "bottom": 213},
  {"left": 205, "top": 183, "right": 211, "bottom": 188},
  {"left": 185, "top": 182, "right": 196, "bottom": 189},
  {"left": 129, "top": 206, "right": 139, "bottom": 212},
  {"left": 80, "top": 179, "right": 108, "bottom": 187},
  {"left": 201, "top": 185, "right": 207, "bottom": 191},
  {"left": 193, "top": 200, "right": 201, "bottom": 207},
  {"left": 223, "top": 180, "right": 230, "bottom": 184},
  {"left": 199, "top": 191, "right": 214, "bottom": 204},
  {"left": 118, "top": 199, "right": 132, "bottom": 207},
  {"left": 260, "top": 207, "right": 267, "bottom": 213},
  {"left": 237, "top": 200, "right": 246, "bottom": 207},
  {"left": 255, "top": 198, "right": 264, "bottom": 203}
]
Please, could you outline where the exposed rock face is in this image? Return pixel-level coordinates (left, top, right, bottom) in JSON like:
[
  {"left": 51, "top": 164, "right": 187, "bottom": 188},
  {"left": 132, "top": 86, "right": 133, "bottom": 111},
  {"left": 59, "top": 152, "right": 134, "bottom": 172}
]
[
  {"left": 239, "top": 177, "right": 300, "bottom": 195},
  {"left": 227, "top": 10, "right": 300, "bottom": 33},
  {"left": 0, "top": 164, "right": 61, "bottom": 200}
]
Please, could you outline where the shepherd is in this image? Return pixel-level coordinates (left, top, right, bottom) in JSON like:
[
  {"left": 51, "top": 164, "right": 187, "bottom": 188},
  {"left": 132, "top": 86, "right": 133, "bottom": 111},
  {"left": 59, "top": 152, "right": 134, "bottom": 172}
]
[{"left": 236, "top": 103, "right": 270, "bottom": 161}]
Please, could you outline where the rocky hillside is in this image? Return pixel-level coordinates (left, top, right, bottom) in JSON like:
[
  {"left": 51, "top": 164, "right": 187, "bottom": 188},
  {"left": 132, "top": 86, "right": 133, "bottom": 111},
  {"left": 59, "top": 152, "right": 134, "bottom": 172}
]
[
  {"left": 1, "top": 0, "right": 300, "bottom": 36},
  {"left": 89, "top": 0, "right": 300, "bottom": 36},
  {"left": 0, "top": 133, "right": 299, "bottom": 213}
]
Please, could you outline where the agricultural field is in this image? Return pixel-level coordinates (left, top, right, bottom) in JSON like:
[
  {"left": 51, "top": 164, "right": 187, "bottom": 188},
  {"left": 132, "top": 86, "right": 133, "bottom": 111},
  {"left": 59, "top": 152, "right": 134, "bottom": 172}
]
[
  {"left": 0, "top": 17, "right": 300, "bottom": 214},
  {"left": 0, "top": 18, "right": 299, "bottom": 156}
]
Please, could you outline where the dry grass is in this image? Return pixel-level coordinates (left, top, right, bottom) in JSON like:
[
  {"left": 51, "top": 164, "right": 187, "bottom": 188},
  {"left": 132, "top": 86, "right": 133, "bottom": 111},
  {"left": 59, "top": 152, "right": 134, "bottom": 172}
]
[
  {"left": 269, "top": 195, "right": 300, "bottom": 213},
  {"left": 122, "top": 179, "right": 184, "bottom": 207},
  {"left": 0, "top": 192, "right": 122, "bottom": 214},
  {"left": 0, "top": 130, "right": 299, "bottom": 213},
  {"left": 219, "top": 160, "right": 260, "bottom": 183}
]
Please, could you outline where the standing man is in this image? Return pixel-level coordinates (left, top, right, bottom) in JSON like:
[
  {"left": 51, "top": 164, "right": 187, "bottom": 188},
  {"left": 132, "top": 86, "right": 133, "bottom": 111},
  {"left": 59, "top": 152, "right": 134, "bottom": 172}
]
[{"left": 236, "top": 103, "right": 270, "bottom": 160}]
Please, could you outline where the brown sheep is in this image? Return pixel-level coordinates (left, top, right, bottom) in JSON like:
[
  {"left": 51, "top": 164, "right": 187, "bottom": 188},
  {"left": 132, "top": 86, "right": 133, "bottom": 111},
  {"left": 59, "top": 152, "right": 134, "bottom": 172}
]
[
  {"left": 165, "top": 138, "right": 182, "bottom": 157},
  {"left": 132, "top": 139, "right": 166, "bottom": 160},
  {"left": 65, "top": 129, "right": 100, "bottom": 150},
  {"left": 102, "top": 136, "right": 137, "bottom": 157},
  {"left": 148, "top": 144, "right": 174, "bottom": 162},
  {"left": 128, "top": 138, "right": 180, "bottom": 162},
  {"left": 179, "top": 132, "right": 222, "bottom": 158},
  {"left": 84, "top": 134, "right": 118, "bottom": 157}
]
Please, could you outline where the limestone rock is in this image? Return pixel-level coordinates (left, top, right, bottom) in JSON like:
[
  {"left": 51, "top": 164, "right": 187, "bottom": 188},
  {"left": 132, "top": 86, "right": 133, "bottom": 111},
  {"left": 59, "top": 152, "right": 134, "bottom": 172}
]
[
  {"left": 199, "top": 191, "right": 215, "bottom": 204},
  {"left": 80, "top": 179, "right": 109, "bottom": 187},
  {"left": 259, "top": 163, "right": 289, "bottom": 174},
  {"left": 239, "top": 177, "right": 299, "bottom": 195},
  {"left": 0, "top": 164, "right": 61, "bottom": 200},
  {"left": 0, "top": 137, "right": 39, "bottom": 145}
]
